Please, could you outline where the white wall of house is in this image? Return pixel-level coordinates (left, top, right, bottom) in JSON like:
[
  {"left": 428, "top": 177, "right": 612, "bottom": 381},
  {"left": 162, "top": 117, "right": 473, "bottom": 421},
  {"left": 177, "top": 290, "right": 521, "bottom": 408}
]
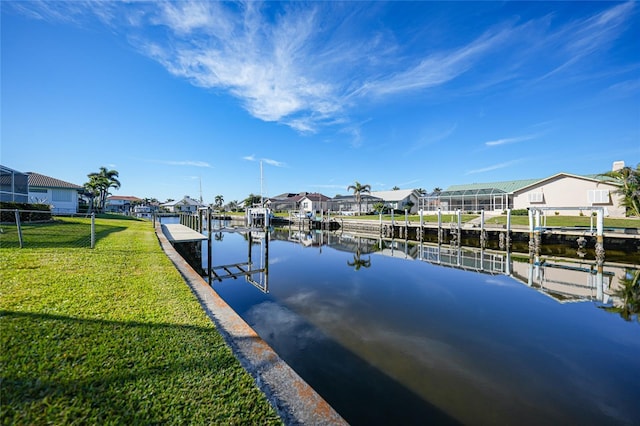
[
  {"left": 513, "top": 175, "right": 624, "bottom": 217},
  {"left": 28, "top": 188, "right": 79, "bottom": 214},
  {"left": 370, "top": 190, "right": 420, "bottom": 214},
  {"left": 300, "top": 197, "right": 328, "bottom": 213}
]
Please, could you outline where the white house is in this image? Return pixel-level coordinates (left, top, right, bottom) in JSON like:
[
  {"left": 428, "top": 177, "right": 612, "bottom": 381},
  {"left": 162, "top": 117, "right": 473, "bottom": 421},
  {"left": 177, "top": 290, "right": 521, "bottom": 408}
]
[
  {"left": 419, "top": 162, "right": 627, "bottom": 218},
  {"left": 512, "top": 173, "right": 624, "bottom": 217},
  {"left": 27, "top": 172, "right": 83, "bottom": 214},
  {"left": 370, "top": 189, "right": 421, "bottom": 214},
  {"left": 106, "top": 195, "right": 142, "bottom": 214},
  {"left": 161, "top": 196, "right": 205, "bottom": 213},
  {"left": 298, "top": 193, "right": 331, "bottom": 214}
]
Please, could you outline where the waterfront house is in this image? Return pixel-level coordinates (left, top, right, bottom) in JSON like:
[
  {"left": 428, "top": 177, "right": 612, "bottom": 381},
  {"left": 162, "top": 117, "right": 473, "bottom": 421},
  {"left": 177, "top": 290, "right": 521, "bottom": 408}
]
[
  {"left": 161, "top": 196, "right": 205, "bottom": 213},
  {"left": 106, "top": 195, "right": 142, "bottom": 214},
  {"left": 419, "top": 162, "right": 626, "bottom": 217},
  {"left": 329, "top": 194, "right": 383, "bottom": 215},
  {"left": 266, "top": 192, "right": 307, "bottom": 211},
  {"left": 370, "top": 189, "right": 422, "bottom": 214},
  {"left": 27, "top": 172, "right": 83, "bottom": 214},
  {"left": 299, "top": 193, "right": 331, "bottom": 214}
]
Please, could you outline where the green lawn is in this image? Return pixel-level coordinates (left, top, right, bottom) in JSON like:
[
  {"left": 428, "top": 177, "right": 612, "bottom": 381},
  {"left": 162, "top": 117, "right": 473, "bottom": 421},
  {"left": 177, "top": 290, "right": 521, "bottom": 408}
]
[{"left": 0, "top": 216, "right": 281, "bottom": 425}]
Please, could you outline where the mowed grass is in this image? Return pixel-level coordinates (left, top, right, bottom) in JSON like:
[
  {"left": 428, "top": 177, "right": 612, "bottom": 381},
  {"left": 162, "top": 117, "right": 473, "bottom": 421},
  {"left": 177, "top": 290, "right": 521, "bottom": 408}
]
[{"left": 0, "top": 216, "right": 281, "bottom": 425}]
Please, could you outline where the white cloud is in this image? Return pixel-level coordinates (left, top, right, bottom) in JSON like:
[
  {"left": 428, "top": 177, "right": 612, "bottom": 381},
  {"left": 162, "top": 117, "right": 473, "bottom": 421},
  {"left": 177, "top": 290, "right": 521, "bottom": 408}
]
[
  {"left": 150, "top": 159, "right": 212, "bottom": 168},
  {"left": 485, "top": 135, "right": 537, "bottom": 147},
  {"left": 243, "top": 155, "right": 286, "bottom": 167},
  {"left": 466, "top": 159, "right": 523, "bottom": 175},
  {"left": 10, "top": 1, "right": 636, "bottom": 135}
]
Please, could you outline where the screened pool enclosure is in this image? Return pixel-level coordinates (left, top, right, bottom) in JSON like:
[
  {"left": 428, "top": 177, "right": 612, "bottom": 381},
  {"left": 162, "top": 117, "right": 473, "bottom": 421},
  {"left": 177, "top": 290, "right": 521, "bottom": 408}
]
[{"left": 419, "top": 187, "right": 512, "bottom": 213}]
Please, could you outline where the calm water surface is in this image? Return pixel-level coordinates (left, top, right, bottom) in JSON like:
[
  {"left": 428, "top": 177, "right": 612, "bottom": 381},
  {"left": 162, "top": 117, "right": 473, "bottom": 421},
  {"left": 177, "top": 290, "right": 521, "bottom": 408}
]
[{"left": 173, "top": 220, "right": 640, "bottom": 425}]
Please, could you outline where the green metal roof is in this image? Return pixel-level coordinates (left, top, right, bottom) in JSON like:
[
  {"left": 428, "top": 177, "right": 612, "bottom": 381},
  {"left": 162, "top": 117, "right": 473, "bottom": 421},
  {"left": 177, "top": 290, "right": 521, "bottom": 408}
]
[
  {"left": 443, "top": 178, "right": 541, "bottom": 195},
  {"left": 440, "top": 172, "right": 620, "bottom": 198}
]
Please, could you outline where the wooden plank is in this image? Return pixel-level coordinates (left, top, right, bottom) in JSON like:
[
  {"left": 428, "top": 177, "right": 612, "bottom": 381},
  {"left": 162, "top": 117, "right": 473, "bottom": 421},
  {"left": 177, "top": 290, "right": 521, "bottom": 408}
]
[{"left": 162, "top": 224, "right": 207, "bottom": 243}]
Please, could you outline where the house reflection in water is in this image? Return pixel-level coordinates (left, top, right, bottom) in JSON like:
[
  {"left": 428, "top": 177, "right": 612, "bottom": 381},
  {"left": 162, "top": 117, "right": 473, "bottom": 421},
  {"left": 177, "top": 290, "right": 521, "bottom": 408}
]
[{"left": 271, "top": 229, "right": 635, "bottom": 309}]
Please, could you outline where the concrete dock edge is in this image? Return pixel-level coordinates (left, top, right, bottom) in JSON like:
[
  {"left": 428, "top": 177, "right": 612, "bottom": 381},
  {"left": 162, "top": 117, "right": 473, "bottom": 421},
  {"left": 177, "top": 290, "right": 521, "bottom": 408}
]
[{"left": 155, "top": 224, "right": 347, "bottom": 425}]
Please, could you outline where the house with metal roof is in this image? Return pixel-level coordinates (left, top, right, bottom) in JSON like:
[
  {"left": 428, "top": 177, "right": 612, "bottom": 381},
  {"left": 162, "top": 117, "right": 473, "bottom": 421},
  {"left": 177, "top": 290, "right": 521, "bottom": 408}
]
[
  {"left": 27, "top": 172, "right": 84, "bottom": 214},
  {"left": 370, "top": 189, "right": 422, "bottom": 214},
  {"left": 419, "top": 164, "right": 625, "bottom": 217}
]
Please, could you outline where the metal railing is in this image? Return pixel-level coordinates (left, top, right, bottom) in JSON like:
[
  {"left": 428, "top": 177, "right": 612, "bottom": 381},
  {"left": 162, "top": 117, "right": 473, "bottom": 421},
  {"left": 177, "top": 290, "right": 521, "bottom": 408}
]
[{"left": 0, "top": 209, "right": 96, "bottom": 249}]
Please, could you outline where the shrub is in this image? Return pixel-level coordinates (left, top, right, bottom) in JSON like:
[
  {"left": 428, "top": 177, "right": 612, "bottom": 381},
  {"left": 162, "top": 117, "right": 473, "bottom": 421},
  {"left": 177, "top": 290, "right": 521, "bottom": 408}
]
[
  {"left": 0, "top": 202, "right": 52, "bottom": 222},
  {"left": 511, "top": 209, "right": 529, "bottom": 216}
]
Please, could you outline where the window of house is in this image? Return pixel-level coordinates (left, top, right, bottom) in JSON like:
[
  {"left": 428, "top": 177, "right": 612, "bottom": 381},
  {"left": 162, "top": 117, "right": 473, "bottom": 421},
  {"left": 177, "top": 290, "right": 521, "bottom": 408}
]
[
  {"left": 528, "top": 192, "right": 544, "bottom": 203},
  {"left": 588, "top": 189, "right": 609, "bottom": 204},
  {"left": 30, "top": 188, "right": 48, "bottom": 193},
  {"left": 52, "top": 189, "right": 72, "bottom": 202}
]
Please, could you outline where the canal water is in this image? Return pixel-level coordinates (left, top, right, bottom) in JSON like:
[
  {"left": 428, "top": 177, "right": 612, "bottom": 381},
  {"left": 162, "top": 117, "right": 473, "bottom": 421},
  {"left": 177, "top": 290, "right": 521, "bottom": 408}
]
[{"left": 163, "top": 218, "right": 640, "bottom": 425}]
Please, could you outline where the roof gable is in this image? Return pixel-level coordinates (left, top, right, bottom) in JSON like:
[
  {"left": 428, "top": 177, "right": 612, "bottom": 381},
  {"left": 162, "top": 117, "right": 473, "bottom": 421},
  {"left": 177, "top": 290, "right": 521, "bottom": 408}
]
[
  {"left": 27, "top": 172, "right": 83, "bottom": 190},
  {"left": 512, "top": 172, "right": 621, "bottom": 193}
]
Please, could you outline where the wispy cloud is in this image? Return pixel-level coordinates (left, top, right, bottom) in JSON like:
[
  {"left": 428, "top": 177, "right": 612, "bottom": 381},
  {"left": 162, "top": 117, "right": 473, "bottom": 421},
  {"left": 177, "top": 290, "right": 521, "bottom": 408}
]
[
  {"left": 10, "top": 1, "right": 636, "bottom": 135},
  {"left": 150, "top": 159, "right": 212, "bottom": 168},
  {"left": 243, "top": 155, "right": 286, "bottom": 167},
  {"left": 407, "top": 123, "right": 458, "bottom": 154},
  {"left": 466, "top": 159, "right": 523, "bottom": 175},
  {"left": 534, "top": 2, "right": 635, "bottom": 82},
  {"left": 360, "top": 27, "right": 512, "bottom": 97},
  {"left": 485, "top": 134, "right": 537, "bottom": 147}
]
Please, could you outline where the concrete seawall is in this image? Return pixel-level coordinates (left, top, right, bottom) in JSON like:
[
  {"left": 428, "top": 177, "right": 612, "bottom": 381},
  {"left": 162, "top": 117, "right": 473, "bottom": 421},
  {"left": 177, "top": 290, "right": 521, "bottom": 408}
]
[{"left": 155, "top": 223, "right": 347, "bottom": 426}]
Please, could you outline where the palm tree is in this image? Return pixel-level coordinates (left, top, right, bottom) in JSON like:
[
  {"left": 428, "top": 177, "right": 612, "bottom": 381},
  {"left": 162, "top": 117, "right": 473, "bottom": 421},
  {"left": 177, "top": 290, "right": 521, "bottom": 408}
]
[
  {"left": 83, "top": 181, "right": 100, "bottom": 213},
  {"left": 86, "top": 167, "right": 120, "bottom": 213},
  {"left": 392, "top": 186, "right": 400, "bottom": 190},
  {"left": 599, "top": 164, "right": 639, "bottom": 217},
  {"left": 347, "top": 181, "right": 371, "bottom": 215},
  {"left": 214, "top": 194, "right": 224, "bottom": 210},
  {"left": 244, "top": 193, "right": 262, "bottom": 208}
]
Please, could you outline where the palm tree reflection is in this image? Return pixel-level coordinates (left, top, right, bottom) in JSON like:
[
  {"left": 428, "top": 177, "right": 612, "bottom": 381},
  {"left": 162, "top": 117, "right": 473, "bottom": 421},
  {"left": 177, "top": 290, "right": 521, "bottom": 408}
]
[
  {"left": 347, "top": 249, "right": 371, "bottom": 271},
  {"left": 604, "top": 269, "right": 640, "bottom": 322}
]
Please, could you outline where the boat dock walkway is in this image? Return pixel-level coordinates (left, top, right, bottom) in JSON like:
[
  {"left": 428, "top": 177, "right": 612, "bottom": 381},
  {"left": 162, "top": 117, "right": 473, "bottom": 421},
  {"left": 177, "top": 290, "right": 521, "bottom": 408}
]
[{"left": 162, "top": 224, "right": 207, "bottom": 243}]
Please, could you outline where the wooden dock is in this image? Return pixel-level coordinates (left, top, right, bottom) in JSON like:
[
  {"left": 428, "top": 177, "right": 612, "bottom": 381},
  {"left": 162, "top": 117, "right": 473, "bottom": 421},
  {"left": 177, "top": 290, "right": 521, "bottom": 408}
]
[{"left": 162, "top": 224, "right": 207, "bottom": 243}]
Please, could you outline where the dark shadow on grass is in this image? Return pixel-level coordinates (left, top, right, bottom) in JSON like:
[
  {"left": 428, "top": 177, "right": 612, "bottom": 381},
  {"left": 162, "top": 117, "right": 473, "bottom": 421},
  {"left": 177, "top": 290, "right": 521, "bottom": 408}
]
[{"left": 0, "top": 310, "right": 279, "bottom": 424}]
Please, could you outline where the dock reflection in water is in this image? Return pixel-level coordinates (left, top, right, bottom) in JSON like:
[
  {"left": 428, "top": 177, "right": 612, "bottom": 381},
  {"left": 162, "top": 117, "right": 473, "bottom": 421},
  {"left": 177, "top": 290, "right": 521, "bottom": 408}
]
[{"left": 201, "top": 228, "right": 639, "bottom": 425}]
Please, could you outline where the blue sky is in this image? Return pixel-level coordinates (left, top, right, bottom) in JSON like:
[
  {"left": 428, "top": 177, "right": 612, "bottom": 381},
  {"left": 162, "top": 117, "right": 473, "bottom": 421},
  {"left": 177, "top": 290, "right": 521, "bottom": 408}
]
[{"left": 2, "top": 1, "right": 638, "bottom": 204}]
